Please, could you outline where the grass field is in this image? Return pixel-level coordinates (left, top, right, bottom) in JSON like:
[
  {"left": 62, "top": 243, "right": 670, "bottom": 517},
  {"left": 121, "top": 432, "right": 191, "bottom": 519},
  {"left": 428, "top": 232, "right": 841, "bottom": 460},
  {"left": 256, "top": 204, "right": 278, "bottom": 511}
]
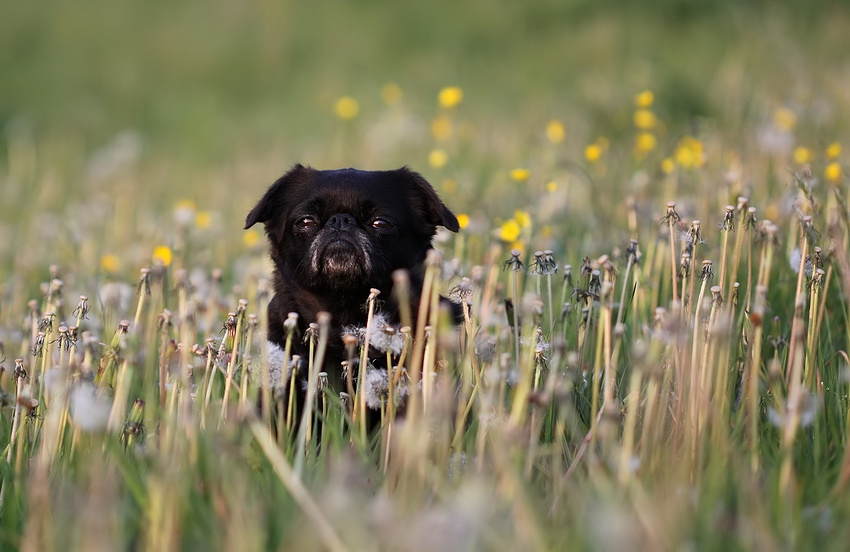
[{"left": 2, "top": 1, "right": 850, "bottom": 550}]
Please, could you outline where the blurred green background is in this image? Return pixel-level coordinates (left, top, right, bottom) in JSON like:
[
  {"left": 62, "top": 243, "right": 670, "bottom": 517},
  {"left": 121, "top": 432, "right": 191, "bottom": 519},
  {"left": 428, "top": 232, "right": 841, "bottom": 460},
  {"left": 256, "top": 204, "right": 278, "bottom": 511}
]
[{"left": 3, "top": 0, "right": 848, "bottom": 163}]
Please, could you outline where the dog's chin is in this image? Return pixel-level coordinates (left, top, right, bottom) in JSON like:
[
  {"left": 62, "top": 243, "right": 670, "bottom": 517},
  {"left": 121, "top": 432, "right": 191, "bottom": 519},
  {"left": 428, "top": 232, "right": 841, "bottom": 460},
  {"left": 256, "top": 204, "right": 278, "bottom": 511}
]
[{"left": 308, "top": 239, "right": 373, "bottom": 290}]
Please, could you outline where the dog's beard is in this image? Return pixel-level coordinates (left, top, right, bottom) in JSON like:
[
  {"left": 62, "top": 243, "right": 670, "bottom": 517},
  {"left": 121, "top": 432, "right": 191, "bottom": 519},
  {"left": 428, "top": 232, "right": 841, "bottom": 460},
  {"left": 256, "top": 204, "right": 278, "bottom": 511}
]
[{"left": 308, "top": 231, "right": 374, "bottom": 288}]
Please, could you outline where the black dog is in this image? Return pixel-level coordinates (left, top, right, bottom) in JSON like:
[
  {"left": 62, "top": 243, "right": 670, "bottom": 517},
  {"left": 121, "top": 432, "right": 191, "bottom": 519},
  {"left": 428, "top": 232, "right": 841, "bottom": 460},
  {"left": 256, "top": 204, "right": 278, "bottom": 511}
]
[{"left": 245, "top": 164, "right": 459, "bottom": 399}]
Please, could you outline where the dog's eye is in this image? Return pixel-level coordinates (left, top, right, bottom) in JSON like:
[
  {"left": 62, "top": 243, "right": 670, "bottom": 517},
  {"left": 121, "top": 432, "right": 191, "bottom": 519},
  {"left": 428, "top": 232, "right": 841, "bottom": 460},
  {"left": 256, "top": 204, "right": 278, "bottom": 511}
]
[
  {"left": 296, "top": 217, "right": 318, "bottom": 229},
  {"left": 371, "top": 218, "right": 394, "bottom": 230}
]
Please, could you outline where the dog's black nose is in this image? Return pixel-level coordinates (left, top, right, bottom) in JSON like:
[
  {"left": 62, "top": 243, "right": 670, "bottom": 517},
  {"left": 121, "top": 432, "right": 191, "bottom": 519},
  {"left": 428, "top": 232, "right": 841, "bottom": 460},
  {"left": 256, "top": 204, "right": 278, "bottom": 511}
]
[{"left": 326, "top": 213, "right": 357, "bottom": 230}]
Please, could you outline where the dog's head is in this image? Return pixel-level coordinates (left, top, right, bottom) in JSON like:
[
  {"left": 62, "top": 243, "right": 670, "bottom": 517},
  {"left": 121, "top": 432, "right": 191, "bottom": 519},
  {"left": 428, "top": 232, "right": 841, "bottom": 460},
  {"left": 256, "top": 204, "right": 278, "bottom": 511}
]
[{"left": 245, "top": 165, "right": 459, "bottom": 292}]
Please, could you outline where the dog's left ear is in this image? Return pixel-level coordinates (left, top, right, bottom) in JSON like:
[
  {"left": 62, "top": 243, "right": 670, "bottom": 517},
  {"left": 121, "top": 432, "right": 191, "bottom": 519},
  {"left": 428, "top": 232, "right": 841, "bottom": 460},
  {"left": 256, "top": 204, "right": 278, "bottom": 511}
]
[
  {"left": 245, "top": 164, "right": 313, "bottom": 229},
  {"left": 400, "top": 168, "right": 460, "bottom": 232}
]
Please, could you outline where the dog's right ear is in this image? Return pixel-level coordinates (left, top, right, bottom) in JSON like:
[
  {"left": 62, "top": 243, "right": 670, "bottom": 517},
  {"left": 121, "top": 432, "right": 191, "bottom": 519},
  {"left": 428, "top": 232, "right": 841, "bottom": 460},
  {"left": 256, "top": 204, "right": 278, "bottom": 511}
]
[{"left": 245, "top": 164, "right": 313, "bottom": 229}]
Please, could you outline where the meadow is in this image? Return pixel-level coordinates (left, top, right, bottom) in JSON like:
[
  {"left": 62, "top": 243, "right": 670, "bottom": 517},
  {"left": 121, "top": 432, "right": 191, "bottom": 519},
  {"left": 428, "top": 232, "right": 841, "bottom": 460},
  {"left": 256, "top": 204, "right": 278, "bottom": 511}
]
[{"left": 2, "top": 1, "right": 850, "bottom": 550}]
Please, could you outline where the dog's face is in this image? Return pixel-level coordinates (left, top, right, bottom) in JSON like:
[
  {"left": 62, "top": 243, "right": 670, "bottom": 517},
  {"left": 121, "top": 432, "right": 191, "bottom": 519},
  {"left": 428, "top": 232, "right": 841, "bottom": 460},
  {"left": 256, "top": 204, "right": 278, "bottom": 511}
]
[{"left": 245, "top": 165, "right": 459, "bottom": 293}]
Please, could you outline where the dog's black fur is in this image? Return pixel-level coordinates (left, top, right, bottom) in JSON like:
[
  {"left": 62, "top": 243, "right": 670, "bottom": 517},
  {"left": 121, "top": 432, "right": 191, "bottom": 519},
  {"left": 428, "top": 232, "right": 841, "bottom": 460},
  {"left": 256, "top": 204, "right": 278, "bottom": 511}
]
[{"left": 245, "top": 164, "right": 459, "bottom": 386}]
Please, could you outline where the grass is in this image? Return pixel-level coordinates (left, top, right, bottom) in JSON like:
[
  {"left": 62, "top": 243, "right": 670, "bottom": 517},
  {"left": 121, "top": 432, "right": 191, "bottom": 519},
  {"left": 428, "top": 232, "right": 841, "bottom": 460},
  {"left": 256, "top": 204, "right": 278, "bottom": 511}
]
[{"left": 2, "top": 1, "right": 850, "bottom": 550}]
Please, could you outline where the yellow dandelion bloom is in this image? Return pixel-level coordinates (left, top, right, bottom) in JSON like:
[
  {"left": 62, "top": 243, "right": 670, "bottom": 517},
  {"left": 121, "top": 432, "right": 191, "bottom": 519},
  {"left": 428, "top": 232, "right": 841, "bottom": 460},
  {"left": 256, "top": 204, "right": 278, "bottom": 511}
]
[
  {"left": 635, "top": 132, "right": 657, "bottom": 155},
  {"left": 499, "top": 219, "right": 522, "bottom": 242},
  {"left": 380, "top": 83, "right": 403, "bottom": 106},
  {"left": 514, "top": 209, "right": 532, "bottom": 228},
  {"left": 542, "top": 225, "right": 552, "bottom": 238},
  {"left": 442, "top": 179, "right": 457, "bottom": 194},
  {"left": 674, "top": 136, "right": 705, "bottom": 169},
  {"left": 334, "top": 96, "right": 359, "bottom": 120},
  {"left": 456, "top": 213, "right": 470, "bottom": 229},
  {"left": 174, "top": 199, "right": 196, "bottom": 212},
  {"left": 546, "top": 181, "right": 557, "bottom": 192},
  {"left": 195, "top": 211, "right": 212, "bottom": 229},
  {"left": 243, "top": 229, "right": 261, "bottom": 248},
  {"left": 826, "top": 142, "right": 842, "bottom": 160},
  {"left": 152, "top": 245, "right": 173, "bottom": 267},
  {"left": 825, "top": 162, "right": 843, "bottom": 183},
  {"left": 660, "top": 158, "right": 676, "bottom": 174},
  {"left": 510, "top": 168, "right": 530, "bottom": 182},
  {"left": 100, "top": 254, "right": 121, "bottom": 273},
  {"left": 545, "top": 120, "right": 565, "bottom": 143},
  {"left": 428, "top": 149, "right": 448, "bottom": 168},
  {"left": 431, "top": 116, "right": 453, "bottom": 141},
  {"left": 793, "top": 146, "right": 812, "bottom": 165},
  {"left": 773, "top": 107, "right": 796, "bottom": 131},
  {"left": 634, "top": 90, "right": 654, "bottom": 108},
  {"left": 438, "top": 86, "right": 464, "bottom": 108},
  {"left": 584, "top": 144, "right": 603, "bottom": 163},
  {"left": 633, "top": 109, "right": 657, "bottom": 130}
]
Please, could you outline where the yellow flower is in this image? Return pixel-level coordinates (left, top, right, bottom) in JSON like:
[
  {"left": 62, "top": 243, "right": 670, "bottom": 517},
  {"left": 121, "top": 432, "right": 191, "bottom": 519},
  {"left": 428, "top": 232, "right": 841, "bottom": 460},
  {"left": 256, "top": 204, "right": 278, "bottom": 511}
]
[
  {"left": 584, "top": 144, "right": 603, "bottom": 163},
  {"left": 825, "top": 162, "right": 843, "bottom": 183},
  {"left": 381, "top": 83, "right": 403, "bottom": 106},
  {"left": 431, "top": 116, "right": 453, "bottom": 140},
  {"left": 542, "top": 225, "right": 552, "bottom": 238},
  {"left": 195, "top": 211, "right": 212, "bottom": 229},
  {"left": 826, "top": 142, "right": 842, "bottom": 160},
  {"left": 334, "top": 96, "right": 359, "bottom": 120},
  {"left": 674, "top": 136, "right": 705, "bottom": 169},
  {"left": 428, "top": 149, "right": 448, "bottom": 168},
  {"left": 510, "top": 168, "right": 530, "bottom": 182},
  {"left": 243, "top": 229, "right": 261, "bottom": 248},
  {"left": 514, "top": 209, "right": 532, "bottom": 229},
  {"left": 633, "top": 109, "right": 657, "bottom": 130},
  {"left": 100, "top": 254, "right": 121, "bottom": 273},
  {"left": 772, "top": 107, "right": 796, "bottom": 131},
  {"left": 456, "top": 213, "right": 470, "bottom": 229},
  {"left": 660, "top": 158, "right": 675, "bottom": 174},
  {"left": 546, "top": 181, "right": 557, "bottom": 192},
  {"left": 438, "top": 86, "right": 463, "bottom": 108},
  {"left": 793, "top": 146, "right": 812, "bottom": 165},
  {"left": 152, "top": 245, "right": 173, "bottom": 267},
  {"left": 442, "top": 179, "right": 457, "bottom": 194},
  {"left": 634, "top": 132, "right": 657, "bottom": 155},
  {"left": 545, "top": 120, "right": 565, "bottom": 143},
  {"left": 634, "top": 90, "right": 654, "bottom": 108},
  {"left": 499, "top": 219, "right": 522, "bottom": 242}
]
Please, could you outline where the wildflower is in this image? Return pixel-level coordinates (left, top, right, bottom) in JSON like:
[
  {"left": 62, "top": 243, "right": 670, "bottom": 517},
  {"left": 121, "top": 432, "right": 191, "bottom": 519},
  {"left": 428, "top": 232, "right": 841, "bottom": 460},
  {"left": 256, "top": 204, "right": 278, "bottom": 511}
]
[
  {"left": 634, "top": 90, "right": 654, "bottom": 108},
  {"left": 772, "top": 107, "right": 797, "bottom": 130},
  {"left": 448, "top": 277, "right": 473, "bottom": 303},
  {"left": 584, "top": 143, "right": 603, "bottom": 163},
  {"left": 380, "top": 83, "right": 403, "bottom": 105},
  {"left": 826, "top": 142, "right": 842, "bottom": 160},
  {"left": 100, "top": 254, "right": 121, "bottom": 274},
  {"left": 633, "top": 109, "right": 656, "bottom": 130},
  {"left": 515, "top": 210, "right": 531, "bottom": 228},
  {"left": 545, "top": 119, "right": 565, "bottom": 143},
  {"left": 498, "top": 219, "right": 522, "bottom": 242},
  {"left": 699, "top": 260, "right": 713, "bottom": 282},
  {"left": 634, "top": 132, "right": 657, "bottom": 156},
  {"left": 719, "top": 205, "right": 735, "bottom": 231},
  {"left": 456, "top": 213, "right": 470, "bottom": 229},
  {"left": 825, "top": 162, "right": 843, "bottom": 183},
  {"left": 428, "top": 149, "right": 448, "bottom": 169},
  {"left": 438, "top": 86, "right": 464, "bottom": 108},
  {"left": 195, "top": 211, "right": 213, "bottom": 229},
  {"left": 530, "top": 250, "right": 558, "bottom": 276},
  {"left": 674, "top": 136, "right": 705, "bottom": 169},
  {"left": 793, "top": 146, "right": 813, "bottom": 165},
  {"left": 546, "top": 181, "right": 557, "bottom": 192},
  {"left": 431, "top": 116, "right": 453, "bottom": 140},
  {"left": 510, "top": 168, "right": 530, "bottom": 182},
  {"left": 243, "top": 228, "right": 261, "bottom": 248},
  {"left": 660, "top": 157, "right": 675, "bottom": 174},
  {"left": 660, "top": 201, "right": 681, "bottom": 225},
  {"left": 334, "top": 96, "right": 359, "bottom": 120},
  {"left": 503, "top": 249, "right": 525, "bottom": 272},
  {"left": 152, "top": 245, "right": 173, "bottom": 267},
  {"left": 363, "top": 368, "right": 389, "bottom": 409}
]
